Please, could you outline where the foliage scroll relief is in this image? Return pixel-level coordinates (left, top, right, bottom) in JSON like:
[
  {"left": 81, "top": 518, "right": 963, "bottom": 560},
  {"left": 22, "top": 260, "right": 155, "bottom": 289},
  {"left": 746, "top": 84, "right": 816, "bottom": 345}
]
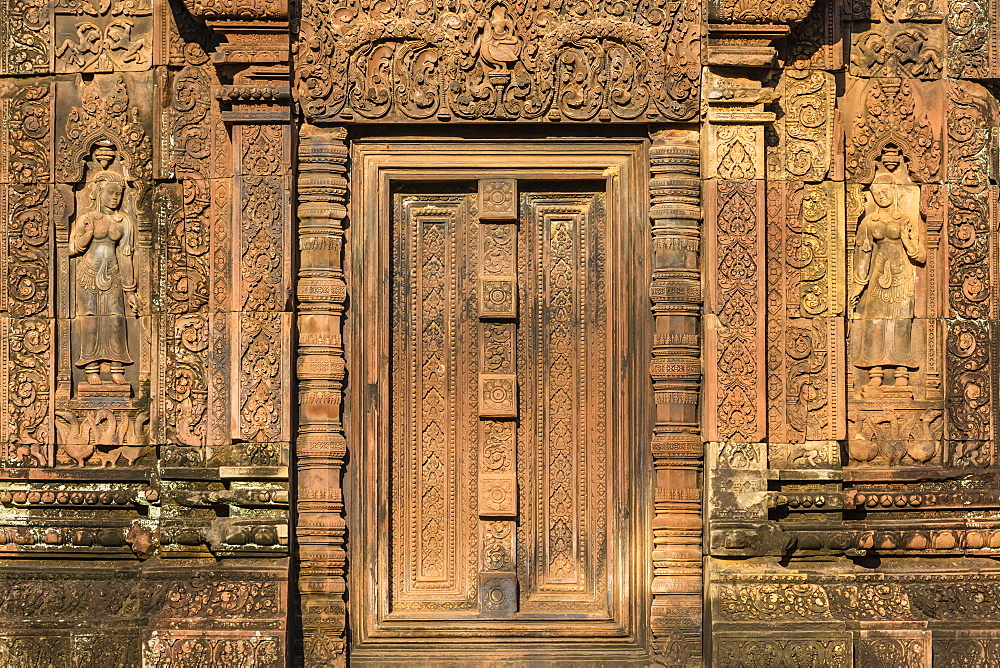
[{"left": 294, "top": 0, "right": 701, "bottom": 123}]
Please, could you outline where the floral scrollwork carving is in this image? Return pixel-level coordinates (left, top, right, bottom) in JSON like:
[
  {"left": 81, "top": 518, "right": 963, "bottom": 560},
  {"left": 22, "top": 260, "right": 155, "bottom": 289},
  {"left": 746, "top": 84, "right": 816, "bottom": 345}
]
[
  {"left": 295, "top": 0, "right": 701, "bottom": 123},
  {"left": 719, "top": 583, "right": 833, "bottom": 620},
  {"left": 1, "top": 0, "right": 51, "bottom": 74},
  {"left": 182, "top": 0, "right": 288, "bottom": 20},
  {"left": 948, "top": 0, "right": 994, "bottom": 79}
]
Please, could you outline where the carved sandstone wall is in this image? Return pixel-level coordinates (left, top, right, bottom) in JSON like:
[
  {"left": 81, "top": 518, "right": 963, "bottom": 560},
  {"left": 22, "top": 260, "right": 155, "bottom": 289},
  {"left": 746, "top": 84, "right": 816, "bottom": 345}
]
[
  {"left": 0, "top": 1, "right": 291, "bottom": 664},
  {"left": 0, "top": 0, "right": 997, "bottom": 665},
  {"left": 707, "top": 0, "right": 1000, "bottom": 666}
]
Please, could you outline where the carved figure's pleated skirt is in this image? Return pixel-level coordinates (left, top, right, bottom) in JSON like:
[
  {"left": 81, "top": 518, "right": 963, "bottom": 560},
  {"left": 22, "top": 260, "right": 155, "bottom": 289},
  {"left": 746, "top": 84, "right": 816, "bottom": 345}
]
[
  {"left": 853, "top": 317, "right": 915, "bottom": 369},
  {"left": 74, "top": 245, "right": 131, "bottom": 366}
]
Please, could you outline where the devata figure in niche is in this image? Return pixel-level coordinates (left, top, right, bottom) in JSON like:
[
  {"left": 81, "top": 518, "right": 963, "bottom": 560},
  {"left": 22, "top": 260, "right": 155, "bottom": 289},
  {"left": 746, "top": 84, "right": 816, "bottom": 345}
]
[
  {"left": 850, "top": 146, "right": 926, "bottom": 388},
  {"left": 70, "top": 168, "right": 139, "bottom": 388}
]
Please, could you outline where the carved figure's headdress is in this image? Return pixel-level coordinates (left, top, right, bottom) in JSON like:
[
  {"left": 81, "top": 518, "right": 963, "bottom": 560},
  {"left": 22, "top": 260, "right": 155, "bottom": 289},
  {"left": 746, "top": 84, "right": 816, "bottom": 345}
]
[{"left": 88, "top": 170, "right": 126, "bottom": 202}]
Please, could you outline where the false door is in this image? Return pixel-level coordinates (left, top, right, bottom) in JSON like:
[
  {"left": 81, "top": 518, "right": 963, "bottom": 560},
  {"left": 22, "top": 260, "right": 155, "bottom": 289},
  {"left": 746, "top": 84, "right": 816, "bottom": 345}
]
[{"left": 348, "top": 141, "right": 650, "bottom": 664}]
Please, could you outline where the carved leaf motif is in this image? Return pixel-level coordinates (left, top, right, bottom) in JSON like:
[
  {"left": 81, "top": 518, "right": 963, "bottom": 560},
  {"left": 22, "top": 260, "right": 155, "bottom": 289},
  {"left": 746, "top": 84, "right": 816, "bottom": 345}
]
[
  {"left": 769, "top": 70, "right": 834, "bottom": 182},
  {"left": 719, "top": 583, "right": 833, "bottom": 620},
  {"left": 945, "top": 82, "right": 996, "bottom": 457},
  {"left": 56, "top": 74, "right": 151, "bottom": 185},
  {"left": 713, "top": 180, "right": 763, "bottom": 441},
  {"left": 5, "top": 318, "right": 52, "bottom": 462},
  {"left": 240, "top": 313, "right": 282, "bottom": 442},
  {"left": 241, "top": 177, "right": 284, "bottom": 311},
  {"left": 709, "top": 0, "right": 815, "bottom": 24},
  {"left": 5, "top": 85, "right": 50, "bottom": 183}
]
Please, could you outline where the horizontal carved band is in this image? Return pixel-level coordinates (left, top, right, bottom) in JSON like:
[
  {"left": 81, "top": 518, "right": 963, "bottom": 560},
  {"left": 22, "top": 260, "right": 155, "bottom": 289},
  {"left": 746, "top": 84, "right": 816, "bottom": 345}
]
[
  {"left": 650, "top": 280, "right": 703, "bottom": 303},
  {"left": 652, "top": 364, "right": 702, "bottom": 381},
  {"left": 298, "top": 279, "right": 347, "bottom": 302},
  {"left": 183, "top": 0, "right": 289, "bottom": 20}
]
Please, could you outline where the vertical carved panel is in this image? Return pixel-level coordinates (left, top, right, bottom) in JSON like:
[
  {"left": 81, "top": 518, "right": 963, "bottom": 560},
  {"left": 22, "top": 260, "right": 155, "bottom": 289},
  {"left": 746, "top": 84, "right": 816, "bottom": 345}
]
[
  {"left": 768, "top": 70, "right": 836, "bottom": 183},
  {"left": 2, "top": 83, "right": 51, "bottom": 184},
  {"left": 157, "top": 60, "right": 230, "bottom": 454},
  {"left": 239, "top": 312, "right": 285, "bottom": 443},
  {"left": 519, "top": 196, "right": 607, "bottom": 602},
  {"left": 705, "top": 179, "right": 767, "bottom": 442},
  {"left": 1, "top": 315, "right": 54, "bottom": 464},
  {"left": 1, "top": 83, "right": 53, "bottom": 464},
  {"left": 478, "top": 221, "right": 518, "bottom": 319},
  {"left": 236, "top": 123, "right": 291, "bottom": 449},
  {"left": 391, "top": 197, "right": 470, "bottom": 601},
  {"left": 0, "top": 0, "right": 51, "bottom": 75},
  {"left": 948, "top": 0, "right": 999, "bottom": 79},
  {"left": 766, "top": 181, "right": 846, "bottom": 443},
  {"left": 539, "top": 205, "right": 584, "bottom": 588},
  {"left": 798, "top": 182, "right": 845, "bottom": 318},
  {"left": 841, "top": 73, "right": 949, "bottom": 471},
  {"left": 945, "top": 81, "right": 997, "bottom": 464},
  {"left": 477, "top": 205, "right": 518, "bottom": 526}
]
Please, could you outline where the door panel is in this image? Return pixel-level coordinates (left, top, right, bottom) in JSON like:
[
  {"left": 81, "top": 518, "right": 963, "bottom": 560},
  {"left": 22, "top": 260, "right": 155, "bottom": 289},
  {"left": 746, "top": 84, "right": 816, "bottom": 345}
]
[
  {"left": 518, "top": 193, "right": 609, "bottom": 614},
  {"left": 349, "top": 141, "right": 649, "bottom": 663},
  {"left": 389, "top": 194, "right": 477, "bottom": 613}
]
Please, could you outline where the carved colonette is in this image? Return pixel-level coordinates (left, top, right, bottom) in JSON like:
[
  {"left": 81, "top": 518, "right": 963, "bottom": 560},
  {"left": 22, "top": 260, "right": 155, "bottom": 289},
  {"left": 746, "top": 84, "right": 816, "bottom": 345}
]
[
  {"left": 295, "top": 126, "right": 349, "bottom": 665},
  {"left": 648, "top": 129, "right": 704, "bottom": 665}
]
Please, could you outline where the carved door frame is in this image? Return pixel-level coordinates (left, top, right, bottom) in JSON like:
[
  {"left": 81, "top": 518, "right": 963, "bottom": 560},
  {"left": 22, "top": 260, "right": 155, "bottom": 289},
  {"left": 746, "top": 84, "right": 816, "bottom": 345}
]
[{"left": 343, "top": 136, "right": 652, "bottom": 662}]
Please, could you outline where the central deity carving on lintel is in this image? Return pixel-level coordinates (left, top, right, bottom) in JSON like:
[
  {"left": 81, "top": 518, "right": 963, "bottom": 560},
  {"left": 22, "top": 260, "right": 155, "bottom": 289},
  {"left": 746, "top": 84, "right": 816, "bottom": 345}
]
[
  {"left": 70, "top": 141, "right": 140, "bottom": 394},
  {"left": 849, "top": 145, "right": 926, "bottom": 394},
  {"left": 474, "top": 3, "right": 522, "bottom": 72}
]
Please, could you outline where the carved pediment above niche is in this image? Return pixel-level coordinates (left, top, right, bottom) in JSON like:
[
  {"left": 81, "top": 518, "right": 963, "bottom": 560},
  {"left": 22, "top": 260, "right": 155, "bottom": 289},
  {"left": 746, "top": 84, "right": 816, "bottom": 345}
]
[{"left": 294, "top": 0, "right": 701, "bottom": 123}]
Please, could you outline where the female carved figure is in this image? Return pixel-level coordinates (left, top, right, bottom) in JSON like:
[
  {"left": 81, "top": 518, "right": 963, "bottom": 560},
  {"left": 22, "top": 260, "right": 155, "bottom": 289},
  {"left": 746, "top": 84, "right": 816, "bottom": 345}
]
[
  {"left": 70, "top": 171, "right": 139, "bottom": 387},
  {"left": 849, "top": 147, "right": 926, "bottom": 387}
]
